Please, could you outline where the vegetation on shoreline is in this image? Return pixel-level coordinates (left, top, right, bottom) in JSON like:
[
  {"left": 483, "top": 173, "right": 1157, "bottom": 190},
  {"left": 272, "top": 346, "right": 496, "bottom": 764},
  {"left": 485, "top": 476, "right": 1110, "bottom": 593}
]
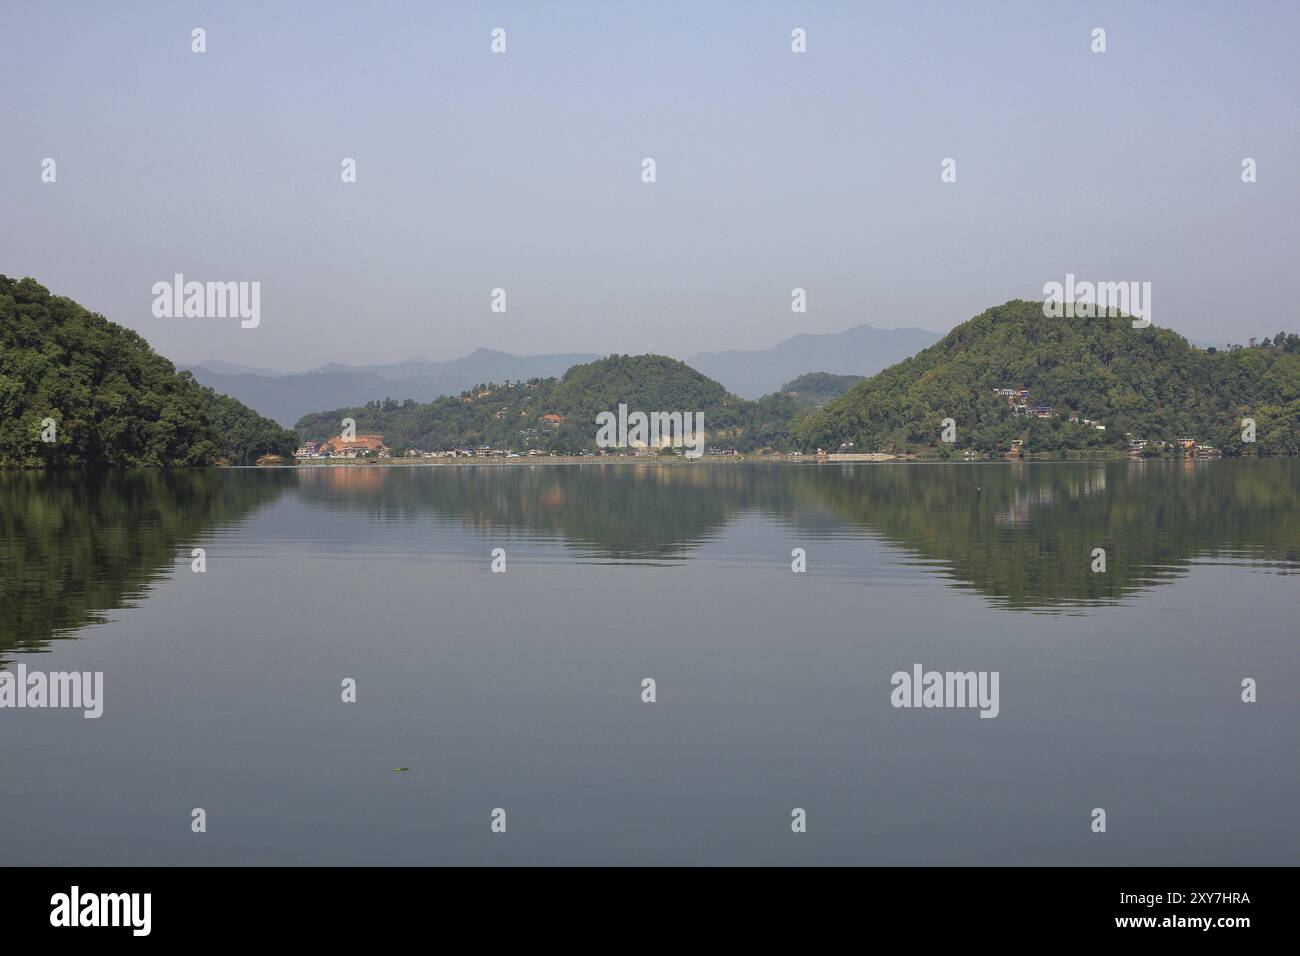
[{"left": 0, "top": 276, "right": 298, "bottom": 466}]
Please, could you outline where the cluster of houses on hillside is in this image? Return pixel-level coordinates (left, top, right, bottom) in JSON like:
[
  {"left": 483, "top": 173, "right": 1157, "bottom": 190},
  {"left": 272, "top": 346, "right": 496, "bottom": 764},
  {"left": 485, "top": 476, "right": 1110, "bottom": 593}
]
[
  {"left": 989, "top": 387, "right": 1224, "bottom": 457},
  {"left": 993, "top": 390, "right": 1107, "bottom": 431},
  {"left": 1126, "top": 436, "right": 1220, "bottom": 459},
  {"left": 993, "top": 387, "right": 1053, "bottom": 418},
  {"left": 995, "top": 387, "right": 1108, "bottom": 430}
]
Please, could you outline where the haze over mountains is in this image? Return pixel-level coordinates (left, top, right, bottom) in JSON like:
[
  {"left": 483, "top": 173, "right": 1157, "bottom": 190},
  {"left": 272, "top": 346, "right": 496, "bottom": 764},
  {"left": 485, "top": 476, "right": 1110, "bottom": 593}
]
[
  {"left": 185, "top": 323, "right": 942, "bottom": 425},
  {"left": 184, "top": 349, "right": 601, "bottom": 426},
  {"left": 685, "top": 324, "right": 941, "bottom": 398}
]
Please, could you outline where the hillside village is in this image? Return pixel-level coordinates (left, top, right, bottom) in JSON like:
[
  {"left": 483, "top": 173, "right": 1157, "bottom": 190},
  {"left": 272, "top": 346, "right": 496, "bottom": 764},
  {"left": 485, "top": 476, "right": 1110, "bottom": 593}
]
[{"left": 991, "top": 387, "right": 1219, "bottom": 458}]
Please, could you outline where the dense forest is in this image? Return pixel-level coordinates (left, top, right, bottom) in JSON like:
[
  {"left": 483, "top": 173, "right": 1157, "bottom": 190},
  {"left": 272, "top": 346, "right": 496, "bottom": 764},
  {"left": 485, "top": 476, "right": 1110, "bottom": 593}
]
[
  {"left": 0, "top": 276, "right": 298, "bottom": 466},
  {"left": 295, "top": 354, "right": 810, "bottom": 453},
  {"left": 797, "top": 300, "right": 1300, "bottom": 456}
]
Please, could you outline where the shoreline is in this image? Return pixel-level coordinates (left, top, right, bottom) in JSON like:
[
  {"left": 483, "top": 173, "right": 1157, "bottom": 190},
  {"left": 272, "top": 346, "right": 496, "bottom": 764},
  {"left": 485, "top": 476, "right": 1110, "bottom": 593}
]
[
  {"left": 269, "top": 451, "right": 1241, "bottom": 469},
  {"left": 1, "top": 454, "right": 1262, "bottom": 472}
]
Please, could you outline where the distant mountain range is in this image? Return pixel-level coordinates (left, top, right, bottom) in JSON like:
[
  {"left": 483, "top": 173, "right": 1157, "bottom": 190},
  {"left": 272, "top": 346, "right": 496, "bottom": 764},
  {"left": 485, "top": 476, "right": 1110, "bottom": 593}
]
[
  {"left": 686, "top": 324, "right": 941, "bottom": 399},
  {"left": 188, "top": 358, "right": 287, "bottom": 377},
  {"left": 183, "top": 349, "right": 601, "bottom": 426},
  {"left": 185, "top": 323, "right": 943, "bottom": 425}
]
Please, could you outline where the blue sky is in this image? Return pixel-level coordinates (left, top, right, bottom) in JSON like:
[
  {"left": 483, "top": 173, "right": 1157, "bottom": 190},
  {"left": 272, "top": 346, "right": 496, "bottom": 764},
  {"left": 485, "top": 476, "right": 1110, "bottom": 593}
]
[{"left": 2, "top": 0, "right": 1296, "bottom": 370}]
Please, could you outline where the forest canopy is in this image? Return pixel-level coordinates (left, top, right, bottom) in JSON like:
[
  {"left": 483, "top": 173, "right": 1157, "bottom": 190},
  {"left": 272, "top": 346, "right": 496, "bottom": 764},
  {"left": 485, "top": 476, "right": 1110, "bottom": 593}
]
[
  {"left": 294, "top": 354, "right": 807, "bottom": 454},
  {"left": 0, "top": 276, "right": 298, "bottom": 466},
  {"left": 796, "top": 300, "right": 1299, "bottom": 457}
]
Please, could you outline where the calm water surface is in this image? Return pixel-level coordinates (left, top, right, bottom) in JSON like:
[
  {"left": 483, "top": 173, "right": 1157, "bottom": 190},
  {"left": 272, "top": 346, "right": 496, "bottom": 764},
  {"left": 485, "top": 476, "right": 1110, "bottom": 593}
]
[{"left": 1, "top": 461, "right": 1296, "bottom": 864}]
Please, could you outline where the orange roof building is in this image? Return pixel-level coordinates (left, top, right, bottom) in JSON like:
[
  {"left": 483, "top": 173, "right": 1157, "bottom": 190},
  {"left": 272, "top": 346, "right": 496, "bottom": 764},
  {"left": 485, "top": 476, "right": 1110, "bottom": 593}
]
[{"left": 318, "top": 434, "right": 387, "bottom": 455}]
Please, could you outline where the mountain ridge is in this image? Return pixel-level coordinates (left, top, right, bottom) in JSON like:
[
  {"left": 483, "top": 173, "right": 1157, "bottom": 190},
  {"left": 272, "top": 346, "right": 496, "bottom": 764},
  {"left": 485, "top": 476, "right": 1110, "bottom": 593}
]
[
  {"left": 184, "top": 349, "right": 602, "bottom": 426},
  {"left": 185, "top": 322, "right": 941, "bottom": 424}
]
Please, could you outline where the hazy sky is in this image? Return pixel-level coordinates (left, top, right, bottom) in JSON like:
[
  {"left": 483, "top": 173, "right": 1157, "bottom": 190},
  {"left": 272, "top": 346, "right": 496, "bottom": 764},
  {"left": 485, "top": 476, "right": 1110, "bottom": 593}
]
[{"left": 3, "top": 1, "right": 1296, "bottom": 371}]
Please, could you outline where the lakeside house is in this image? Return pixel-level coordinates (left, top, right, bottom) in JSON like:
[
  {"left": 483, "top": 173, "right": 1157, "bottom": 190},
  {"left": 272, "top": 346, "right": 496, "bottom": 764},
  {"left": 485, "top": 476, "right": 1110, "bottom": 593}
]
[{"left": 1068, "top": 416, "right": 1107, "bottom": 430}]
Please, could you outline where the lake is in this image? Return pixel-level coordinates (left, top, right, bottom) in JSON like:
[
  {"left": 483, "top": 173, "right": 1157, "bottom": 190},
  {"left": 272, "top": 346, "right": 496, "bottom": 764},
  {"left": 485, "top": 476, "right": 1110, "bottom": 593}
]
[{"left": 1, "top": 460, "right": 1296, "bottom": 864}]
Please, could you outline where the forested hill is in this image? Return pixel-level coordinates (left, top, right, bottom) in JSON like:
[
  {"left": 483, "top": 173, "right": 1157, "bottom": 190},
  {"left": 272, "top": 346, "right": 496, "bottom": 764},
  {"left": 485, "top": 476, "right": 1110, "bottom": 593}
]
[
  {"left": 779, "top": 372, "right": 864, "bottom": 407},
  {"left": 0, "top": 276, "right": 298, "bottom": 466},
  {"left": 295, "top": 354, "right": 806, "bottom": 453},
  {"left": 796, "top": 300, "right": 1300, "bottom": 456}
]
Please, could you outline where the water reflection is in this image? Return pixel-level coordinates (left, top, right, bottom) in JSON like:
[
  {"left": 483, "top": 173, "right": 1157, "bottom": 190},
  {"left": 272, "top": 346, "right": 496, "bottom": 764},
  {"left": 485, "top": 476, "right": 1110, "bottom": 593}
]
[
  {"left": 293, "top": 461, "right": 1299, "bottom": 607},
  {"left": 0, "top": 469, "right": 294, "bottom": 661},
  {"left": 2, "top": 461, "right": 1296, "bottom": 660},
  {"left": 803, "top": 460, "right": 1298, "bottom": 609}
]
